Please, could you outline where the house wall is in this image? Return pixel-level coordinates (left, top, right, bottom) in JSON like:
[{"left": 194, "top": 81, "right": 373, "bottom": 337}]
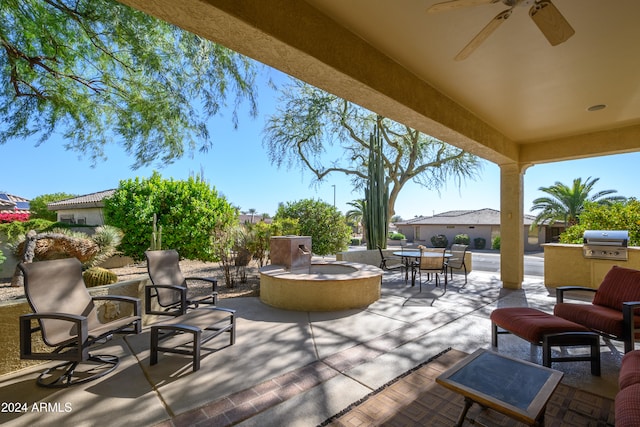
[
  {"left": 397, "top": 224, "right": 544, "bottom": 251},
  {"left": 56, "top": 208, "right": 105, "bottom": 225},
  {"left": 397, "top": 224, "right": 495, "bottom": 249}
]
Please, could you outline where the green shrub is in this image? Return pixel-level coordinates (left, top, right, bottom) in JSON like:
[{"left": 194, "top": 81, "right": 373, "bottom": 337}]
[
  {"left": 104, "top": 172, "right": 237, "bottom": 261},
  {"left": 473, "top": 237, "right": 486, "bottom": 249},
  {"left": 492, "top": 236, "right": 501, "bottom": 250},
  {"left": 0, "top": 219, "right": 55, "bottom": 243},
  {"left": 430, "top": 234, "right": 448, "bottom": 248},
  {"left": 454, "top": 234, "right": 470, "bottom": 245},
  {"left": 351, "top": 238, "right": 362, "bottom": 246},
  {"left": 560, "top": 199, "right": 640, "bottom": 246},
  {"left": 389, "top": 232, "right": 405, "bottom": 240},
  {"left": 275, "top": 199, "right": 351, "bottom": 256}
]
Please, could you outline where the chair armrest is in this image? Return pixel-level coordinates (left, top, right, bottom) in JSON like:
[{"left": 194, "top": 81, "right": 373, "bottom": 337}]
[
  {"left": 203, "top": 306, "right": 236, "bottom": 315},
  {"left": 185, "top": 277, "right": 218, "bottom": 293},
  {"left": 21, "top": 312, "right": 86, "bottom": 323},
  {"left": 19, "top": 312, "right": 89, "bottom": 361},
  {"left": 622, "top": 301, "right": 640, "bottom": 320},
  {"left": 145, "top": 284, "right": 188, "bottom": 316},
  {"left": 93, "top": 295, "right": 142, "bottom": 317},
  {"left": 556, "top": 286, "right": 597, "bottom": 303},
  {"left": 622, "top": 301, "right": 640, "bottom": 352}
]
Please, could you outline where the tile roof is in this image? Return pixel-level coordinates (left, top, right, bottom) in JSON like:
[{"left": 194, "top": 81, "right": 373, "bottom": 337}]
[
  {"left": 395, "top": 208, "right": 537, "bottom": 226},
  {"left": 0, "top": 193, "right": 30, "bottom": 213},
  {"left": 47, "top": 189, "right": 116, "bottom": 211}
]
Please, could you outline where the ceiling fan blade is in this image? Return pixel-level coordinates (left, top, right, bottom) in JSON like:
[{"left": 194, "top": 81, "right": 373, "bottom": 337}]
[
  {"left": 529, "top": 0, "right": 575, "bottom": 46},
  {"left": 427, "top": 0, "right": 500, "bottom": 14},
  {"left": 455, "top": 9, "right": 512, "bottom": 61}
]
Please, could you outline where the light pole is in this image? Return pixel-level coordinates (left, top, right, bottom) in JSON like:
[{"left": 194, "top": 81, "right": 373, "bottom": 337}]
[{"left": 331, "top": 184, "right": 336, "bottom": 207}]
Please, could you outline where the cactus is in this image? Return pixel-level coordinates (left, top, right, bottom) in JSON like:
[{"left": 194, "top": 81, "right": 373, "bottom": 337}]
[
  {"left": 83, "top": 267, "right": 118, "bottom": 288},
  {"left": 150, "top": 213, "right": 162, "bottom": 251},
  {"left": 364, "top": 122, "right": 389, "bottom": 250}
]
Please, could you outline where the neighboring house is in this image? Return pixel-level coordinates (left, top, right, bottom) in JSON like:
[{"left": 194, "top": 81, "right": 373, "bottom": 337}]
[
  {"left": 394, "top": 208, "right": 564, "bottom": 251},
  {"left": 0, "top": 193, "right": 30, "bottom": 214},
  {"left": 47, "top": 190, "right": 272, "bottom": 226},
  {"left": 47, "top": 189, "right": 115, "bottom": 225}
]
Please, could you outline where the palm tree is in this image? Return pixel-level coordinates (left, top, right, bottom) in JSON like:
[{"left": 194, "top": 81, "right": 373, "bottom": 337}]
[
  {"left": 531, "top": 177, "right": 626, "bottom": 226},
  {"left": 248, "top": 208, "right": 257, "bottom": 223},
  {"left": 345, "top": 199, "right": 365, "bottom": 236}
]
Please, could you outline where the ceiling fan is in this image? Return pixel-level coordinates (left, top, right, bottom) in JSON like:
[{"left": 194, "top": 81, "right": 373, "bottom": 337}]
[{"left": 427, "top": 0, "right": 575, "bottom": 61}]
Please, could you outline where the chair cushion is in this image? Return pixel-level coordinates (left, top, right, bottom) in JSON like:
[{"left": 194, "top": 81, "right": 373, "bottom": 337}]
[
  {"left": 615, "top": 383, "right": 640, "bottom": 427},
  {"left": 491, "top": 307, "right": 590, "bottom": 343},
  {"left": 554, "top": 303, "right": 624, "bottom": 338},
  {"left": 593, "top": 266, "right": 640, "bottom": 311},
  {"left": 620, "top": 350, "right": 640, "bottom": 390}
]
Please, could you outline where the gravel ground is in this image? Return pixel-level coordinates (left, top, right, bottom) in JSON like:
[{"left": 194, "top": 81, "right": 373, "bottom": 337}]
[{"left": 0, "top": 260, "right": 261, "bottom": 302}]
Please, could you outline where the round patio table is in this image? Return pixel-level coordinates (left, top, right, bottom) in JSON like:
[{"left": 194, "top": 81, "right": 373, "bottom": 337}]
[{"left": 392, "top": 251, "right": 451, "bottom": 286}]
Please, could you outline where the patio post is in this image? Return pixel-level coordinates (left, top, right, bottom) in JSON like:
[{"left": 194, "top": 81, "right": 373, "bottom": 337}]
[{"left": 499, "top": 162, "right": 530, "bottom": 289}]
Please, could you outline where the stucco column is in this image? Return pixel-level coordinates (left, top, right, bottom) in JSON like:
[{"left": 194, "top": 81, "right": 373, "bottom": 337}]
[{"left": 499, "top": 162, "right": 528, "bottom": 289}]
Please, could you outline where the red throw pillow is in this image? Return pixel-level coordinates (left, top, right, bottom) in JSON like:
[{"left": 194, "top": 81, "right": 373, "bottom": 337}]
[{"left": 593, "top": 266, "right": 640, "bottom": 310}]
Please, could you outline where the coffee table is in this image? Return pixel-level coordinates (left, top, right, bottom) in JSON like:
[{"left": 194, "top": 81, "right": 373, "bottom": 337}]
[{"left": 436, "top": 349, "right": 563, "bottom": 426}]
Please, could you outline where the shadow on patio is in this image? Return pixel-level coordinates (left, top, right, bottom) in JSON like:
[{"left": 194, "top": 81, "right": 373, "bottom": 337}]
[{"left": 0, "top": 269, "right": 624, "bottom": 426}]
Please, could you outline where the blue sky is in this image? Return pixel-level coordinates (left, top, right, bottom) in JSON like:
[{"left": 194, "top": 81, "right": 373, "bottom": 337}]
[{"left": 1, "top": 67, "right": 638, "bottom": 220}]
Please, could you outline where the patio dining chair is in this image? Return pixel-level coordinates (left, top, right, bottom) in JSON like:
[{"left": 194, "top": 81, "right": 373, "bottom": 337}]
[
  {"left": 412, "top": 248, "right": 447, "bottom": 292},
  {"left": 444, "top": 244, "right": 468, "bottom": 285},
  {"left": 19, "top": 258, "right": 142, "bottom": 387},
  {"left": 377, "top": 246, "right": 408, "bottom": 282},
  {"left": 145, "top": 249, "right": 218, "bottom": 317}
]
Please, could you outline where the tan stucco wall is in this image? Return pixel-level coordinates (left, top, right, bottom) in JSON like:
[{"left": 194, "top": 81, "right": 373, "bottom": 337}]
[
  {"left": 56, "top": 208, "right": 105, "bottom": 225},
  {"left": 259, "top": 262, "right": 382, "bottom": 311},
  {"left": 0, "top": 278, "right": 150, "bottom": 376},
  {"left": 543, "top": 244, "right": 640, "bottom": 288}
]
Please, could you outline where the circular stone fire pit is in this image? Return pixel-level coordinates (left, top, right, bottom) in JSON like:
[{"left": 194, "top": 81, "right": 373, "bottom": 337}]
[{"left": 259, "top": 261, "right": 383, "bottom": 311}]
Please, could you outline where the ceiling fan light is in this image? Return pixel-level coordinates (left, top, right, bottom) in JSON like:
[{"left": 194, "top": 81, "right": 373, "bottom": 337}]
[{"left": 529, "top": 0, "right": 575, "bottom": 46}]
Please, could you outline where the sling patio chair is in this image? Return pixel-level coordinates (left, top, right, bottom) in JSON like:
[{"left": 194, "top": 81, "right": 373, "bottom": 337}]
[
  {"left": 412, "top": 248, "right": 447, "bottom": 292},
  {"left": 377, "top": 246, "right": 408, "bottom": 282},
  {"left": 19, "top": 258, "right": 142, "bottom": 388},
  {"left": 145, "top": 249, "right": 218, "bottom": 317},
  {"left": 444, "top": 244, "right": 469, "bottom": 285}
]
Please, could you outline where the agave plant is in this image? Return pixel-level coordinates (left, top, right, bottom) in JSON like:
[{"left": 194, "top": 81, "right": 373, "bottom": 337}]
[{"left": 87, "top": 225, "right": 124, "bottom": 267}]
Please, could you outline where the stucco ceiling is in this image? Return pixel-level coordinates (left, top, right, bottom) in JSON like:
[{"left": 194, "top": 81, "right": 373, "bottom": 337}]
[
  {"left": 304, "top": 0, "right": 640, "bottom": 144},
  {"left": 118, "top": 0, "right": 640, "bottom": 166}
]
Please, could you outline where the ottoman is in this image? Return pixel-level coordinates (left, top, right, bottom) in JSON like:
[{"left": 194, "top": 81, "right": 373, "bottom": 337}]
[{"left": 491, "top": 307, "right": 601, "bottom": 375}]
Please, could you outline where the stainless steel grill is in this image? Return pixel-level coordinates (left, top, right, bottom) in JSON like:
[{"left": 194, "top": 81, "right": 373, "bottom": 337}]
[{"left": 582, "top": 230, "right": 629, "bottom": 261}]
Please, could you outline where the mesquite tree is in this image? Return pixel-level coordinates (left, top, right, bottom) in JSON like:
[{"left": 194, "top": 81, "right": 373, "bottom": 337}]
[
  {"left": 263, "top": 80, "right": 482, "bottom": 217},
  {"left": 1, "top": 0, "right": 258, "bottom": 167}
]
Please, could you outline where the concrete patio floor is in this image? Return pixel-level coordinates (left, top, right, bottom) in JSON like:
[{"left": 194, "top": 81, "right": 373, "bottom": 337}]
[{"left": 0, "top": 269, "right": 625, "bottom": 426}]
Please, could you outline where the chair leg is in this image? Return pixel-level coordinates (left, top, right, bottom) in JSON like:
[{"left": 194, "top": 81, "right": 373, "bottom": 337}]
[{"left": 37, "top": 354, "right": 119, "bottom": 388}]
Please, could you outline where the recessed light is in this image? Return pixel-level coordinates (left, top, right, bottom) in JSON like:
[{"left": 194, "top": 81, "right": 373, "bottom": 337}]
[{"left": 587, "top": 104, "right": 607, "bottom": 112}]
